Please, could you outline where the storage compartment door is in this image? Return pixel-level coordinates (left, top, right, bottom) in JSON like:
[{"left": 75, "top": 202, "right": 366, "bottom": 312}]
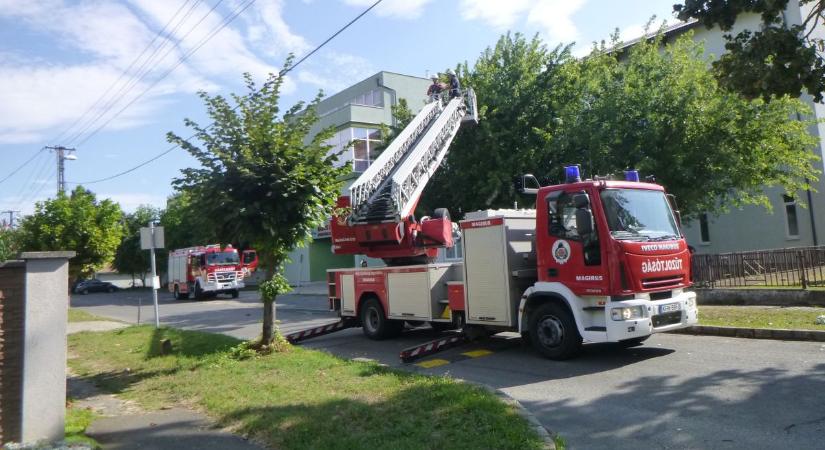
[
  {"left": 464, "top": 224, "right": 509, "bottom": 325},
  {"left": 387, "top": 271, "right": 431, "bottom": 320},
  {"left": 340, "top": 274, "right": 356, "bottom": 317}
]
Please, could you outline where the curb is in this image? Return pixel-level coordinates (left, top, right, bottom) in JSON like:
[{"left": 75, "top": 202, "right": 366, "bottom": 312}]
[
  {"left": 669, "top": 325, "right": 825, "bottom": 342},
  {"left": 490, "top": 388, "right": 557, "bottom": 450}
]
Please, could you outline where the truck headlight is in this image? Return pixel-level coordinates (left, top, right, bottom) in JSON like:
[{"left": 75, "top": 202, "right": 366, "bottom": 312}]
[
  {"left": 686, "top": 297, "right": 696, "bottom": 308},
  {"left": 611, "top": 306, "right": 644, "bottom": 321}
]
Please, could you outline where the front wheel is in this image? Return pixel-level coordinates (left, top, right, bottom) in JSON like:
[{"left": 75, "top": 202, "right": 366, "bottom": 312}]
[
  {"left": 360, "top": 297, "right": 403, "bottom": 340},
  {"left": 231, "top": 289, "right": 239, "bottom": 299},
  {"left": 528, "top": 302, "right": 582, "bottom": 360},
  {"left": 194, "top": 283, "right": 203, "bottom": 300}
]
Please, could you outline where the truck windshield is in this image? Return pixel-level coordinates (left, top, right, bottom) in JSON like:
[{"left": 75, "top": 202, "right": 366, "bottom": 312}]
[
  {"left": 600, "top": 189, "right": 680, "bottom": 241},
  {"left": 206, "top": 252, "right": 240, "bottom": 265}
]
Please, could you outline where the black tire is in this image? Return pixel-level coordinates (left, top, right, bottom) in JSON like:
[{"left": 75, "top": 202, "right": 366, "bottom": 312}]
[
  {"left": 360, "top": 297, "right": 403, "bottom": 340},
  {"left": 433, "top": 208, "right": 450, "bottom": 220},
  {"left": 174, "top": 285, "right": 190, "bottom": 300},
  {"left": 107, "top": 286, "right": 115, "bottom": 293},
  {"left": 452, "top": 311, "right": 466, "bottom": 331},
  {"left": 194, "top": 282, "right": 203, "bottom": 300},
  {"left": 429, "top": 321, "right": 453, "bottom": 332},
  {"left": 528, "top": 302, "right": 582, "bottom": 360},
  {"left": 82, "top": 289, "right": 89, "bottom": 295},
  {"left": 619, "top": 335, "right": 651, "bottom": 348},
  {"left": 231, "top": 289, "right": 239, "bottom": 299}
]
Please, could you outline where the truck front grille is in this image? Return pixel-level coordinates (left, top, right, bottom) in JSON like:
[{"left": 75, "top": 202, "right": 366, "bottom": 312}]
[
  {"left": 652, "top": 311, "right": 682, "bottom": 328},
  {"left": 642, "top": 275, "right": 684, "bottom": 290},
  {"left": 208, "top": 272, "right": 236, "bottom": 282}
]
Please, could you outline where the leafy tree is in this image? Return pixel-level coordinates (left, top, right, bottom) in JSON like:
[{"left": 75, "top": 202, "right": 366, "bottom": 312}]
[
  {"left": 424, "top": 32, "right": 819, "bottom": 219},
  {"left": 160, "top": 191, "right": 218, "bottom": 250},
  {"left": 113, "top": 205, "right": 160, "bottom": 287},
  {"left": 169, "top": 66, "right": 346, "bottom": 346},
  {"left": 374, "top": 98, "right": 414, "bottom": 155},
  {"left": 0, "top": 228, "right": 19, "bottom": 261},
  {"left": 674, "top": 0, "right": 825, "bottom": 102},
  {"left": 17, "top": 187, "right": 124, "bottom": 280}
]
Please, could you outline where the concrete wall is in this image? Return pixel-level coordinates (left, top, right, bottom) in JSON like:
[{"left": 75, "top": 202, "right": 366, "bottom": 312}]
[
  {"left": 697, "top": 288, "right": 825, "bottom": 307},
  {"left": 0, "top": 251, "right": 74, "bottom": 446}
]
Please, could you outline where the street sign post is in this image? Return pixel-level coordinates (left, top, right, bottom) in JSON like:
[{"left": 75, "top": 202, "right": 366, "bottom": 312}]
[{"left": 140, "top": 223, "right": 165, "bottom": 328}]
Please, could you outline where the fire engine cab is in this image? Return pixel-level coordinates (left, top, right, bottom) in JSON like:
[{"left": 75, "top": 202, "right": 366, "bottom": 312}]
[
  {"left": 292, "top": 89, "right": 698, "bottom": 360},
  {"left": 168, "top": 244, "right": 246, "bottom": 300}
]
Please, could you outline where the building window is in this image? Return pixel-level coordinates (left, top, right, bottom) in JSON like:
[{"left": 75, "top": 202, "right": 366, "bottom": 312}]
[
  {"left": 322, "top": 127, "right": 383, "bottom": 172},
  {"left": 351, "top": 89, "right": 384, "bottom": 107},
  {"left": 783, "top": 195, "right": 799, "bottom": 238},
  {"left": 351, "top": 127, "right": 382, "bottom": 172},
  {"left": 699, "top": 213, "right": 710, "bottom": 244}
]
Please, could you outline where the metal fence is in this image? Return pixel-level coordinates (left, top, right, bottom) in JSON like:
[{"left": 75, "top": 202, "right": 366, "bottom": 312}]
[{"left": 691, "top": 246, "right": 825, "bottom": 289}]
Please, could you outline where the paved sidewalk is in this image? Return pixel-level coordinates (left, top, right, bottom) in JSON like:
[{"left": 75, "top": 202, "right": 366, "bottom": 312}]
[{"left": 67, "top": 321, "right": 129, "bottom": 334}]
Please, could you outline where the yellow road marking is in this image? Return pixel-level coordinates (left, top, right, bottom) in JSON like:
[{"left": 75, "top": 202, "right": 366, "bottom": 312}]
[
  {"left": 415, "top": 358, "right": 451, "bottom": 368},
  {"left": 461, "top": 349, "right": 493, "bottom": 358}
]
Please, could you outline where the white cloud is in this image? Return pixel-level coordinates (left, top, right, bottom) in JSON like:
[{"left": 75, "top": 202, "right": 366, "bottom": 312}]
[
  {"left": 527, "top": 0, "right": 586, "bottom": 44},
  {"left": 459, "top": 0, "right": 586, "bottom": 44},
  {"left": 459, "top": 0, "right": 532, "bottom": 29},
  {"left": 99, "top": 192, "right": 167, "bottom": 212},
  {"left": 343, "top": 0, "right": 433, "bottom": 19}
]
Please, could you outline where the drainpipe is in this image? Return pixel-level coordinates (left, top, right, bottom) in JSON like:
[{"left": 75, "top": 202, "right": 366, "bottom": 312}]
[{"left": 796, "top": 111, "right": 819, "bottom": 246}]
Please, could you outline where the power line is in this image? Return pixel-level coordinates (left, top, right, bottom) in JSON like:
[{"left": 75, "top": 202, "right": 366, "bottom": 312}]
[
  {"left": 71, "top": 0, "right": 239, "bottom": 149},
  {"left": 66, "top": 0, "right": 219, "bottom": 147},
  {"left": 53, "top": 0, "right": 196, "bottom": 145},
  {"left": 69, "top": 0, "right": 383, "bottom": 185},
  {"left": 0, "top": 147, "right": 47, "bottom": 187}
]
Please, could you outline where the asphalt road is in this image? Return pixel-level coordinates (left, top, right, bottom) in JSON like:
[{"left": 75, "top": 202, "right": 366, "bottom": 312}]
[{"left": 72, "top": 289, "right": 825, "bottom": 450}]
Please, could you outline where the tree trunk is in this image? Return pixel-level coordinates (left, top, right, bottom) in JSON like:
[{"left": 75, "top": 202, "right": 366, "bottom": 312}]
[{"left": 262, "top": 297, "right": 275, "bottom": 344}]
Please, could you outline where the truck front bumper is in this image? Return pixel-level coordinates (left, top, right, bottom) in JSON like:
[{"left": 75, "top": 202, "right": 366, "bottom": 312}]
[{"left": 605, "top": 290, "right": 698, "bottom": 342}]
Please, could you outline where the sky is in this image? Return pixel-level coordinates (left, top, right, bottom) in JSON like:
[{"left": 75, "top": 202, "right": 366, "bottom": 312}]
[{"left": 0, "top": 0, "right": 679, "bottom": 217}]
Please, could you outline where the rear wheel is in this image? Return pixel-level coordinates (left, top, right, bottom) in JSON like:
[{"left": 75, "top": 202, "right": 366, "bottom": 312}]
[
  {"left": 174, "top": 285, "right": 189, "bottom": 300},
  {"left": 529, "top": 302, "right": 582, "bottom": 360},
  {"left": 360, "top": 297, "right": 403, "bottom": 340}
]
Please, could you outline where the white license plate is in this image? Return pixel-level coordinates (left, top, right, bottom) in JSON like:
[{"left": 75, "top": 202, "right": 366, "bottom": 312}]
[{"left": 659, "top": 302, "right": 681, "bottom": 314}]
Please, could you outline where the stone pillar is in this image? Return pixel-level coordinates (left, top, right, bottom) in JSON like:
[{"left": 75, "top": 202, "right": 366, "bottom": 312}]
[{"left": 0, "top": 251, "right": 74, "bottom": 445}]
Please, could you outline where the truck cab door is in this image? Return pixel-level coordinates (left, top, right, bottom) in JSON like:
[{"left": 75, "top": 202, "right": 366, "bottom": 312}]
[{"left": 544, "top": 189, "right": 608, "bottom": 295}]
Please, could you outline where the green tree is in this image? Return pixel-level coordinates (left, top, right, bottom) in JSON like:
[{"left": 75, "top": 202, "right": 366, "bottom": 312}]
[
  {"left": 17, "top": 187, "right": 124, "bottom": 279},
  {"left": 169, "top": 67, "right": 345, "bottom": 346},
  {"left": 113, "top": 205, "right": 160, "bottom": 287},
  {"left": 674, "top": 0, "right": 825, "bottom": 102},
  {"left": 0, "top": 228, "right": 19, "bottom": 261},
  {"left": 160, "top": 191, "right": 217, "bottom": 250},
  {"left": 424, "top": 32, "right": 819, "bottom": 219}
]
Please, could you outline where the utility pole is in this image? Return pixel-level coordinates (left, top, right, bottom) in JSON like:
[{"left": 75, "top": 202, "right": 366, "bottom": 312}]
[
  {"left": 0, "top": 210, "right": 20, "bottom": 229},
  {"left": 45, "top": 146, "right": 77, "bottom": 194}
]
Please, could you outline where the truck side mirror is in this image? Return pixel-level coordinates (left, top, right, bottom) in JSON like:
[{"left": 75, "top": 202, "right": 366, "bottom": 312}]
[
  {"left": 514, "top": 174, "right": 541, "bottom": 195},
  {"left": 575, "top": 208, "right": 593, "bottom": 237}
]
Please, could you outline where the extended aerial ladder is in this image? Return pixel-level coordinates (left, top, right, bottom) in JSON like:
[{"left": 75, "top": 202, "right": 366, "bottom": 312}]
[{"left": 331, "top": 89, "right": 478, "bottom": 263}]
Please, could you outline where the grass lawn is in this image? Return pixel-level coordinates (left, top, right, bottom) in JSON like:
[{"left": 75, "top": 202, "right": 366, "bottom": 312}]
[
  {"left": 68, "top": 308, "right": 111, "bottom": 323},
  {"left": 64, "top": 401, "right": 100, "bottom": 448},
  {"left": 698, "top": 305, "right": 825, "bottom": 331},
  {"left": 68, "top": 326, "right": 544, "bottom": 450}
]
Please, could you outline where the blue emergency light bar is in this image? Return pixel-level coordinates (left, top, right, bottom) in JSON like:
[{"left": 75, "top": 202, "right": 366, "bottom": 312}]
[
  {"left": 624, "top": 170, "right": 640, "bottom": 182},
  {"left": 564, "top": 165, "right": 581, "bottom": 183}
]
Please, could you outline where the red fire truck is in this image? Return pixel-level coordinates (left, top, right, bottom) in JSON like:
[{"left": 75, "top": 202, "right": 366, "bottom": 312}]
[
  {"left": 288, "top": 90, "right": 698, "bottom": 360},
  {"left": 168, "top": 244, "right": 245, "bottom": 300}
]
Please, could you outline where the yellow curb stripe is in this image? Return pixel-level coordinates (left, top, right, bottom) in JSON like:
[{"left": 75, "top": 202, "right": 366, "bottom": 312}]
[
  {"left": 415, "top": 358, "right": 451, "bottom": 368},
  {"left": 461, "top": 349, "right": 493, "bottom": 358}
]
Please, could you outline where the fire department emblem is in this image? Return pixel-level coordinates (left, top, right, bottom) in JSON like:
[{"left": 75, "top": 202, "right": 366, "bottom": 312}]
[{"left": 552, "top": 240, "right": 571, "bottom": 264}]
